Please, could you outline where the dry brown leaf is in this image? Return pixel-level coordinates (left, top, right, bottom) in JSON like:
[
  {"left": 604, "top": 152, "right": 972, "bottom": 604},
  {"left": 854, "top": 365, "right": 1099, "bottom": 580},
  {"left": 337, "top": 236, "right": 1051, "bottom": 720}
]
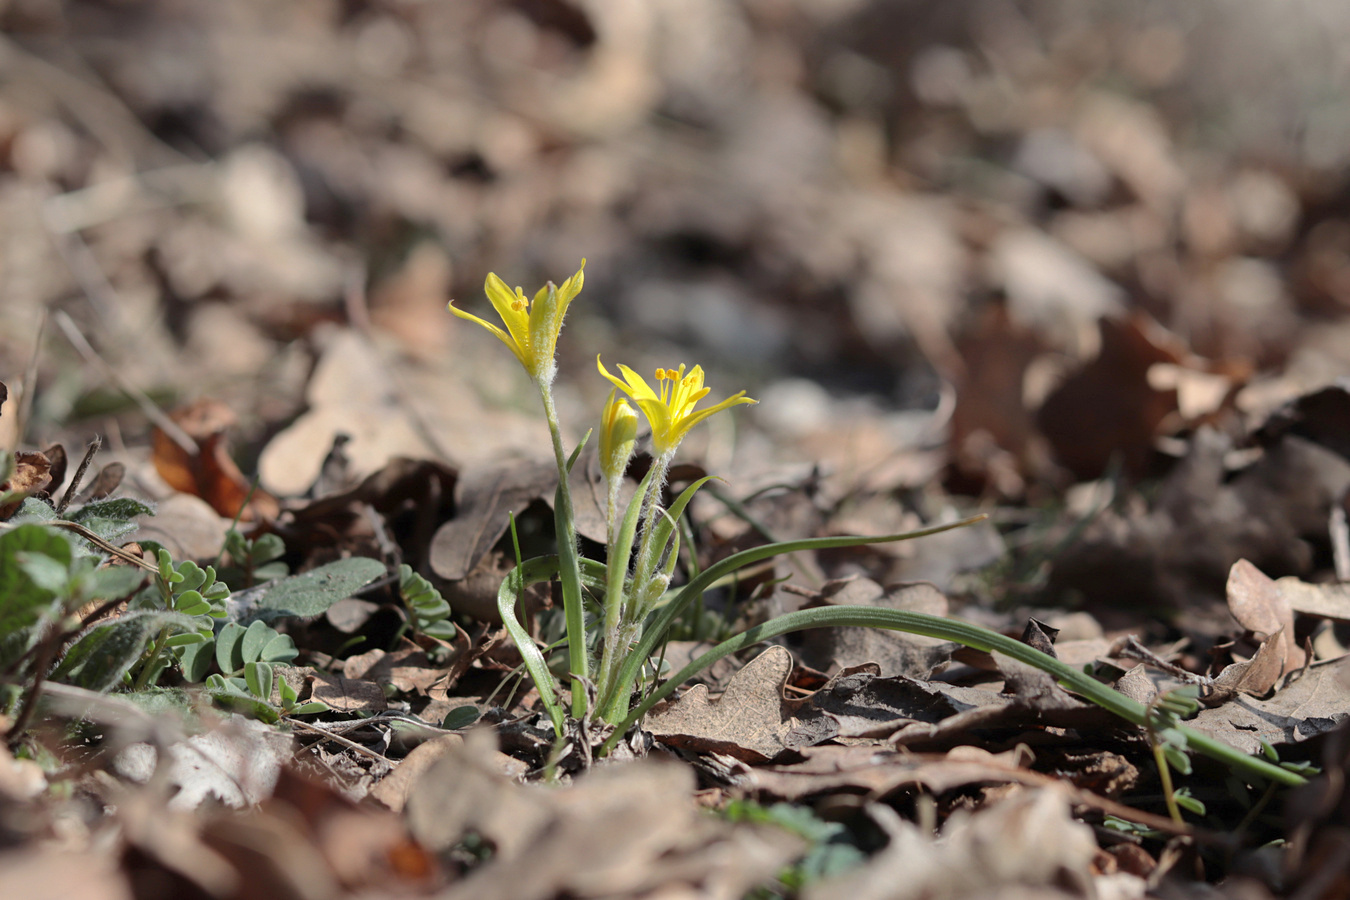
[
  {"left": 1208, "top": 630, "right": 1287, "bottom": 701},
  {"left": 152, "top": 398, "right": 278, "bottom": 521},
  {"left": 1227, "top": 559, "right": 1306, "bottom": 675},
  {"left": 1187, "top": 655, "right": 1350, "bottom": 754},
  {"left": 129, "top": 493, "right": 230, "bottom": 562},
  {"left": 306, "top": 670, "right": 388, "bottom": 713},
  {"left": 1036, "top": 314, "right": 1181, "bottom": 480},
  {"left": 743, "top": 744, "right": 1038, "bottom": 802},
  {"left": 406, "top": 730, "right": 800, "bottom": 900},
  {"left": 645, "top": 646, "right": 819, "bottom": 762},
  {"left": 0, "top": 449, "right": 52, "bottom": 520},
  {"left": 1276, "top": 575, "right": 1350, "bottom": 623},
  {"left": 0, "top": 850, "right": 133, "bottom": 900},
  {"left": 429, "top": 458, "right": 557, "bottom": 581},
  {"left": 950, "top": 302, "right": 1048, "bottom": 498},
  {"left": 805, "top": 787, "right": 1104, "bottom": 900}
]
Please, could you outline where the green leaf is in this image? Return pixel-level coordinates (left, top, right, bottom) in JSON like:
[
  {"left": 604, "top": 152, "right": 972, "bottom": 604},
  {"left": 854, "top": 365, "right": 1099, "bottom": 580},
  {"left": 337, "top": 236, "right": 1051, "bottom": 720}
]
[
  {"left": 279, "top": 675, "right": 298, "bottom": 705},
  {"left": 441, "top": 706, "right": 480, "bottom": 729},
  {"left": 259, "top": 632, "right": 298, "bottom": 665},
  {"left": 244, "top": 661, "right": 274, "bottom": 701},
  {"left": 254, "top": 558, "right": 385, "bottom": 619},
  {"left": 53, "top": 610, "right": 196, "bottom": 692},
  {"left": 241, "top": 619, "right": 274, "bottom": 663},
  {"left": 15, "top": 551, "right": 71, "bottom": 594},
  {"left": 87, "top": 565, "right": 148, "bottom": 601},
  {"left": 175, "top": 561, "right": 207, "bottom": 593},
  {"left": 70, "top": 498, "right": 156, "bottom": 523},
  {"left": 287, "top": 701, "right": 329, "bottom": 716},
  {"left": 215, "top": 621, "right": 247, "bottom": 673},
  {"left": 251, "top": 533, "right": 285, "bottom": 564},
  {"left": 0, "top": 524, "right": 74, "bottom": 669},
  {"left": 7, "top": 498, "right": 58, "bottom": 525},
  {"left": 177, "top": 639, "right": 215, "bottom": 682}
]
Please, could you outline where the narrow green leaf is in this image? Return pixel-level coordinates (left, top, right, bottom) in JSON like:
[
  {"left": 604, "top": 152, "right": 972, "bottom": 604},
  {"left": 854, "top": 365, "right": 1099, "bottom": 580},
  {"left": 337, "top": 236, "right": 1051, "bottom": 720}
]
[{"left": 596, "top": 602, "right": 1307, "bottom": 789}]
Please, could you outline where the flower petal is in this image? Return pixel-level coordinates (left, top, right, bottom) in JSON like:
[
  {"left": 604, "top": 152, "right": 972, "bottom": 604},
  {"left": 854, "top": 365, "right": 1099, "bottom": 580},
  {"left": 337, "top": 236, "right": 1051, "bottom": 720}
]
[
  {"left": 448, "top": 302, "right": 529, "bottom": 367},
  {"left": 484, "top": 272, "right": 531, "bottom": 351}
]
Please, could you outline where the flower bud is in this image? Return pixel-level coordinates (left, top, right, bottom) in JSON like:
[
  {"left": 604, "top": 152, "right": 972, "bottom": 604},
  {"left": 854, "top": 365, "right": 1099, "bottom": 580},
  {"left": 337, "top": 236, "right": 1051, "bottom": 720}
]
[{"left": 600, "top": 388, "right": 639, "bottom": 484}]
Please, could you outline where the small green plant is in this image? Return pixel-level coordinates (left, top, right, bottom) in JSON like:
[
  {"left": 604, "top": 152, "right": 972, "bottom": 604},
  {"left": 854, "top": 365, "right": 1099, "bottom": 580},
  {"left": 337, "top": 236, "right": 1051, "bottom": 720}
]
[
  {"left": 0, "top": 486, "right": 378, "bottom": 742},
  {"left": 219, "top": 528, "right": 288, "bottom": 588},
  {"left": 205, "top": 625, "right": 328, "bottom": 722},
  {"left": 398, "top": 564, "right": 455, "bottom": 641},
  {"left": 448, "top": 262, "right": 1310, "bottom": 790}
]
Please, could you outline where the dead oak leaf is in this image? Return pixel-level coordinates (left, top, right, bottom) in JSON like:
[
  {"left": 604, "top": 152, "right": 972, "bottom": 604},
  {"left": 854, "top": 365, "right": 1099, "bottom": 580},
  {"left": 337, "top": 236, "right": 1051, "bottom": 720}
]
[
  {"left": 645, "top": 646, "right": 828, "bottom": 762},
  {"left": 1187, "top": 655, "right": 1350, "bottom": 754},
  {"left": 1227, "top": 559, "right": 1306, "bottom": 675}
]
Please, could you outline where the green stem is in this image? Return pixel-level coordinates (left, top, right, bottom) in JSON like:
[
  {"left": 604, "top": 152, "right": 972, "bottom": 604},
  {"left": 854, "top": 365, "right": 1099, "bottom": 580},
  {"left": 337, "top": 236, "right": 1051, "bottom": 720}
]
[
  {"left": 595, "top": 605, "right": 1308, "bottom": 789},
  {"left": 628, "top": 451, "right": 673, "bottom": 620},
  {"left": 132, "top": 625, "right": 171, "bottom": 691},
  {"left": 1153, "top": 741, "right": 1184, "bottom": 825},
  {"left": 537, "top": 381, "right": 588, "bottom": 719}
]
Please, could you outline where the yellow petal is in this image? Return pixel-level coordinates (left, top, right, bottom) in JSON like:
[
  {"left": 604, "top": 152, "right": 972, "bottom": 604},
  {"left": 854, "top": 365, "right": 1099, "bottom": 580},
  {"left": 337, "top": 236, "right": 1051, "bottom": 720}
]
[{"left": 448, "top": 302, "right": 528, "bottom": 368}]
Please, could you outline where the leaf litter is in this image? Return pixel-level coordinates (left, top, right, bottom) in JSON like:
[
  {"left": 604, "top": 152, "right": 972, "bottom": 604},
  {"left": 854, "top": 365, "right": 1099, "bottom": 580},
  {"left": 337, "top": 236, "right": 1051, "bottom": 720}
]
[{"left": 6, "top": 3, "right": 1350, "bottom": 899}]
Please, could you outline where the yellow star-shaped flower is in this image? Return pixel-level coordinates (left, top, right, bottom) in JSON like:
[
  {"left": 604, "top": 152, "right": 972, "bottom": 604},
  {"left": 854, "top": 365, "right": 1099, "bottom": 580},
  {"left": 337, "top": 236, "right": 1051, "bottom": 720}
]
[
  {"left": 449, "top": 261, "right": 585, "bottom": 384},
  {"left": 597, "top": 358, "right": 756, "bottom": 457}
]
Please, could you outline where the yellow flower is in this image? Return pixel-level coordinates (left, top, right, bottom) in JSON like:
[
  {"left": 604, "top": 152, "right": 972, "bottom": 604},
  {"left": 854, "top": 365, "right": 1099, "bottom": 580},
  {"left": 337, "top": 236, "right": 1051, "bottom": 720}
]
[
  {"left": 597, "top": 358, "right": 756, "bottom": 457},
  {"left": 448, "top": 261, "right": 585, "bottom": 384},
  {"left": 600, "top": 388, "right": 639, "bottom": 483}
]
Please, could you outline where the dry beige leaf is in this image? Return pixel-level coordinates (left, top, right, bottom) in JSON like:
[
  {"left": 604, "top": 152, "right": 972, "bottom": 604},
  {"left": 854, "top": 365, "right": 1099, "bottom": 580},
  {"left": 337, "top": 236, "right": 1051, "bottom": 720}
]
[
  {"left": 1276, "top": 575, "right": 1350, "bottom": 623},
  {"left": 1227, "top": 559, "right": 1306, "bottom": 675},
  {"left": 805, "top": 787, "right": 1104, "bottom": 900},
  {"left": 645, "top": 646, "right": 808, "bottom": 762},
  {"left": 406, "top": 730, "right": 800, "bottom": 900}
]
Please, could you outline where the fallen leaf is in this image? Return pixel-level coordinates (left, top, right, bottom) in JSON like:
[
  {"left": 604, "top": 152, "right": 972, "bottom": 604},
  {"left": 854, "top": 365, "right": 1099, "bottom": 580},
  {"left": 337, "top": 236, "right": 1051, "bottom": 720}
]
[
  {"left": 152, "top": 398, "right": 278, "bottom": 521},
  {"left": 743, "top": 744, "right": 1038, "bottom": 801},
  {"left": 1276, "top": 575, "right": 1350, "bottom": 622},
  {"left": 112, "top": 714, "right": 292, "bottom": 811},
  {"left": 307, "top": 670, "right": 387, "bottom": 712},
  {"left": 796, "top": 579, "right": 956, "bottom": 678},
  {"left": 406, "top": 730, "right": 800, "bottom": 900},
  {"left": 0, "top": 450, "right": 52, "bottom": 520},
  {"left": 1036, "top": 314, "right": 1180, "bottom": 480},
  {"left": 1187, "top": 656, "right": 1350, "bottom": 754},
  {"left": 1227, "top": 559, "right": 1305, "bottom": 675},
  {"left": 805, "top": 786, "right": 1103, "bottom": 900},
  {"left": 646, "top": 646, "right": 822, "bottom": 762},
  {"left": 429, "top": 458, "right": 557, "bottom": 581}
]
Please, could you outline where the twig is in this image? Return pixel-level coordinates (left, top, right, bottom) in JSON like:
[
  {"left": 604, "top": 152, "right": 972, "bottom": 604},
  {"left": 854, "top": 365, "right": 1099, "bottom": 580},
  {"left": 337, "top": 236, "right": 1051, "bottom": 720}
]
[
  {"left": 285, "top": 717, "right": 394, "bottom": 769},
  {"left": 57, "top": 435, "right": 101, "bottom": 514}
]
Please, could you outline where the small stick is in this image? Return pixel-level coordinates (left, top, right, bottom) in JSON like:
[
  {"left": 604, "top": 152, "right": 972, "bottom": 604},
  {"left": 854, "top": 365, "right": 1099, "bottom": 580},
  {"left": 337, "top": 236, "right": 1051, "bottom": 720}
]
[{"left": 57, "top": 435, "right": 101, "bottom": 513}]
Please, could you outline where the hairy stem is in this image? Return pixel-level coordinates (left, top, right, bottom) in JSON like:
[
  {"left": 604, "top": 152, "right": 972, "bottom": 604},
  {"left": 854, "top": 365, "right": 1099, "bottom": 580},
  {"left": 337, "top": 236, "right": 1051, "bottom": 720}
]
[{"left": 537, "top": 380, "right": 588, "bottom": 719}]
